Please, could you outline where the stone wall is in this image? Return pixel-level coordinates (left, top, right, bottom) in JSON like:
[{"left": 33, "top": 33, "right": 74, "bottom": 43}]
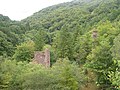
[{"left": 33, "top": 49, "right": 50, "bottom": 67}]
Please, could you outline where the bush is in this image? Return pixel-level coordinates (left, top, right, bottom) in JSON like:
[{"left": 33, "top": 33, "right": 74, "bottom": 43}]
[{"left": 0, "top": 58, "right": 86, "bottom": 90}]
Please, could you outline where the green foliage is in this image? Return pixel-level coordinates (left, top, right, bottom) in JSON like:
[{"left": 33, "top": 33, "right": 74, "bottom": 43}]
[
  {"left": 0, "top": 58, "right": 86, "bottom": 90},
  {"left": 0, "top": 0, "right": 120, "bottom": 89},
  {"left": 0, "top": 60, "right": 25, "bottom": 89},
  {"left": 73, "top": 33, "right": 92, "bottom": 64},
  {"left": 85, "top": 21, "right": 119, "bottom": 89},
  {"left": 0, "top": 14, "right": 28, "bottom": 56},
  {"left": 109, "top": 70, "right": 120, "bottom": 90},
  {"left": 86, "top": 41, "right": 113, "bottom": 88},
  {"left": 0, "top": 31, "right": 14, "bottom": 56},
  {"left": 22, "top": 59, "right": 86, "bottom": 90},
  {"left": 21, "top": 63, "right": 50, "bottom": 90},
  {"left": 13, "top": 41, "right": 35, "bottom": 62},
  {"left": 111, "top": 34, "right": 120, "bottom": 60},
  {"left": 53, "top": 25, "right": 74, "bottom": 60},
  {"left": 34, "top": 29, "right": 46, "bottom": 51},
  {"left": 110, "top": 34, "right": 120, "bottom": 89},
  {"left": 50, "top": 59, "right": 85, "bottom": 90}
]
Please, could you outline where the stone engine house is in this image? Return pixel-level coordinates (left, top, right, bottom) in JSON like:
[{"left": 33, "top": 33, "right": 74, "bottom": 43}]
[{"left": 33, "top": 49, "right": 50, "bottom": 67}]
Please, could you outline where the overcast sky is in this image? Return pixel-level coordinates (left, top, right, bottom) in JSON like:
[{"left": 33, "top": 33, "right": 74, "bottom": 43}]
[{"left": 0, "top": 0, "right": 72, "bottom": 21}]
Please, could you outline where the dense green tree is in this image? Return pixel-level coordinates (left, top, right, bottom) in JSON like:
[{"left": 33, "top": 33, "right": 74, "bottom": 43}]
[
  {"left": 34, "top": 29, "right": 46, "bottom": 51},
  {"left": 73, "top": 33, "right": 92, "bottom": 64},
  {"left": 0, "top": 60, "right": 42, "bottom": 90},
  {"left": 0, "top": 31, "right": 14, "bottom": 56},
  {"left": 53, "top": 25, "right": 74, "bottom": 60},
  {"left": 50, "top": 59, "right": 86, "bottom": 90},
  {"left": 86, "top": 21, "right": 119, "bottom": 89},
  {"left": 0, "top": 60, "right": 26, "bottom": 89},
  {"left": 86, "top": 40, "right": 118, "bottom": 89},
  {"left": 111, "top": 34, "right": 120, "bottom": 60},
  {"left": 110, "top": 33, "right": 120, "bottom": 89},
  {"left": 22, "top": 59, "right": 85, "bottom": 90},
  {"left": 13, "top": 41, "right": 35, "bottom": 62},
  {"left": 22, "top": 65, "right": 51, "bottom": 90},
  {"left": 0, "top": 14, "right": 29, "bottom": 56}
]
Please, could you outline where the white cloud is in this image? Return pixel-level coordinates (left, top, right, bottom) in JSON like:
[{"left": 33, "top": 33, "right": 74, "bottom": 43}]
[{"left": 0, "top": 0, "right": 72, "bottom": 21}]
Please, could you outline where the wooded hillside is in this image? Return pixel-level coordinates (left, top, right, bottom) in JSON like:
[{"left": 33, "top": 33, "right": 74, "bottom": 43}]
[{"left": 0, "top": 0, "right": 120, "bottom": 89}]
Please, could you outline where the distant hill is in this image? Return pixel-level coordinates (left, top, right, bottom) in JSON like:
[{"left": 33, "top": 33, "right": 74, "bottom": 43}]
[
  {"left": 0, "top": 14, "right": 28, "bottom": 56},
  {"left": 0, "top": 0, "right": 120, "bottom": 56},
  {"left": 22, "top": 0, "right": 120, "bottom": 33}
]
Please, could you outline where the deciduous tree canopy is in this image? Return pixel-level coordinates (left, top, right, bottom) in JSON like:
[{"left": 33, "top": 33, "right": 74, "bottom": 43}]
[{"left": 0, "top": 0, "right": 120, "bottom": 89}]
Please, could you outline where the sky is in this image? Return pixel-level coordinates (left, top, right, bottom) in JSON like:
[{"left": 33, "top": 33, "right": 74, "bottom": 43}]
[{"left": 0, "top": 0, "right": 72, "bottom": 21}]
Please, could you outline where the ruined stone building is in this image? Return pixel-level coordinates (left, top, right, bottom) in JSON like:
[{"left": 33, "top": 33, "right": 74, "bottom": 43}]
[
  {"left": 33, "top": 49, "right": 50, "bottom": 67},
  {"left": 92, "top": 30, "right": 98, "bottom": 39}
]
